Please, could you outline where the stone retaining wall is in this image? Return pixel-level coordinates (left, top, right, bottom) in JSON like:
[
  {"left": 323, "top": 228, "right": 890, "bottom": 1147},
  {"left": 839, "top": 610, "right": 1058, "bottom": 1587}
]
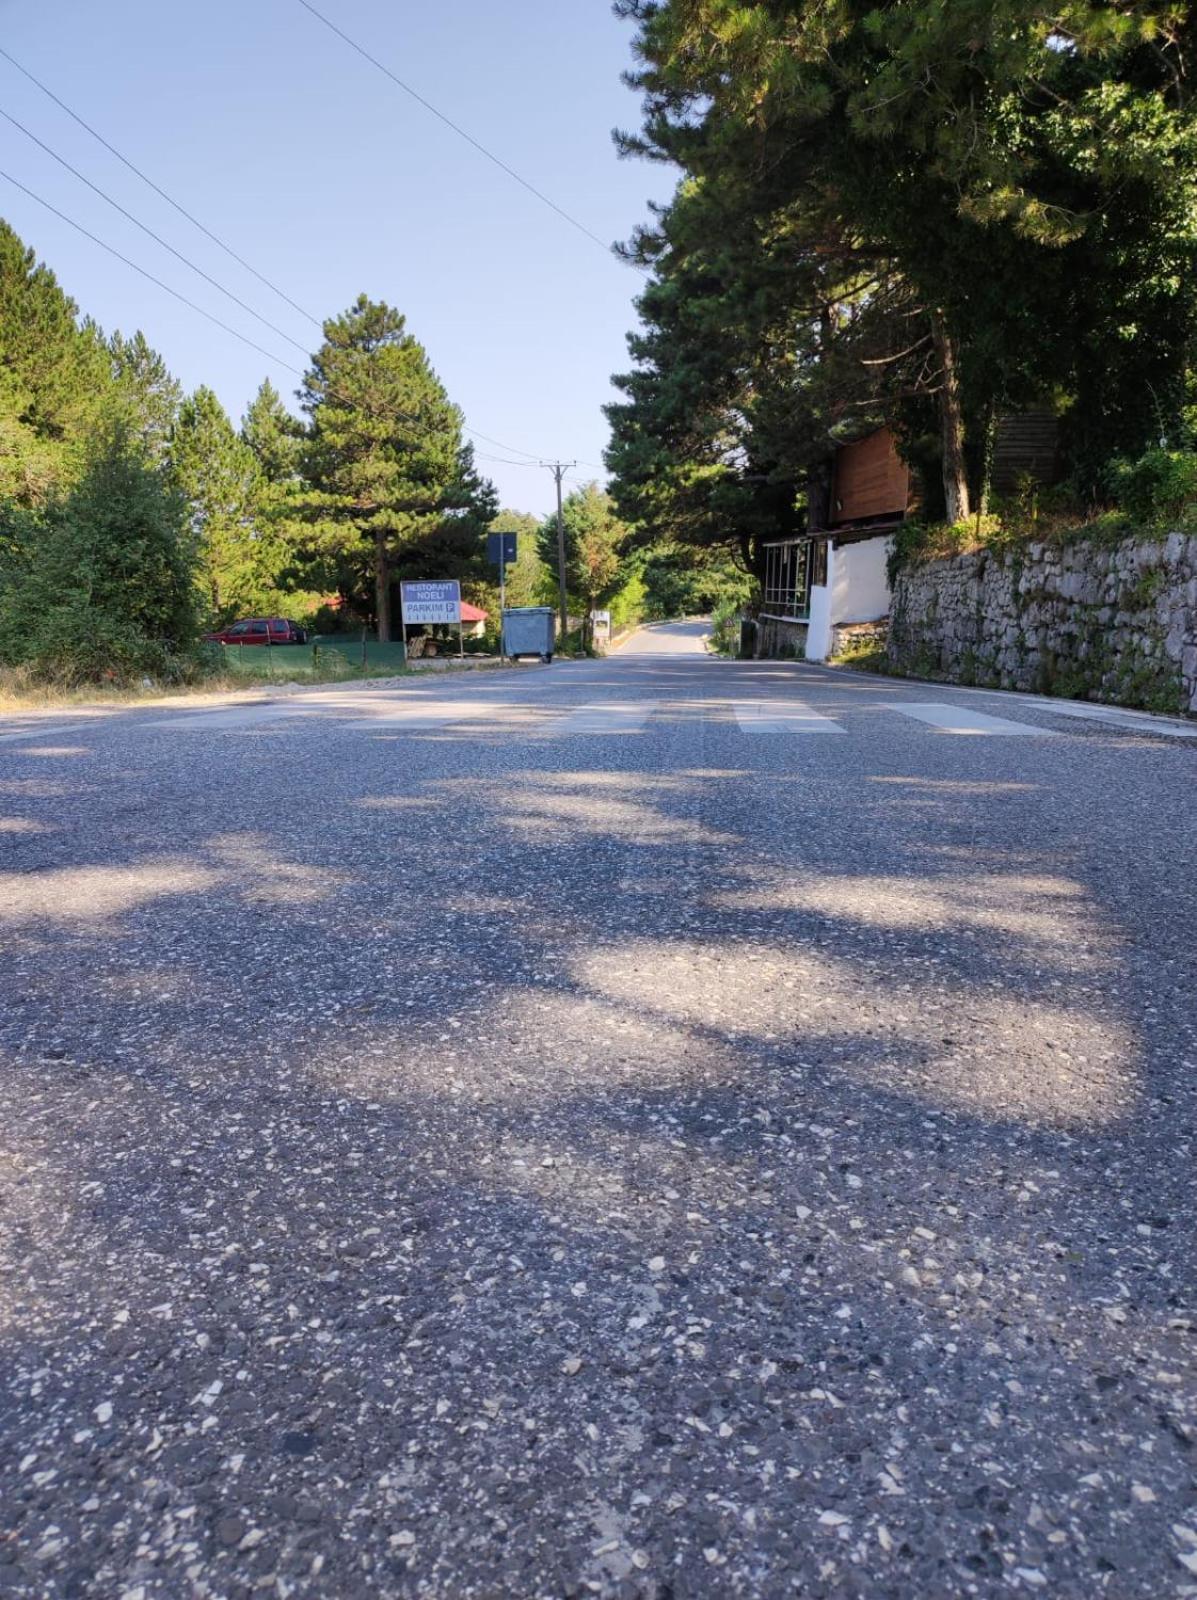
[
  {"left": 830, "top": 619, "right": 889, "bottom": 659},
  {"left": 888, "top": 531, "right": 1197, "bottom": 715}
]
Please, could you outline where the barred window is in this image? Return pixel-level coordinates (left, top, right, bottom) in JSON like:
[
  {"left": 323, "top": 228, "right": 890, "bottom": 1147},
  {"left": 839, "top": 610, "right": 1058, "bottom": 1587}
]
[{"left": 762, "top": 540, "right": 811, "bottom": 620}]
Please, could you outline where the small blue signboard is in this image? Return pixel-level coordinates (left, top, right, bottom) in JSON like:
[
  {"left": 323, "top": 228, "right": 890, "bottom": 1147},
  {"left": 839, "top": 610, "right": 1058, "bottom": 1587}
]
[{"left": 487, "top": 532, "right": 518, "bottom": 568}]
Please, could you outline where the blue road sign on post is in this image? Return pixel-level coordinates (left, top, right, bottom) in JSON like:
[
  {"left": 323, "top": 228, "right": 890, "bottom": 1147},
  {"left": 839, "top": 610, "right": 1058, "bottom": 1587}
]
[
  {"left": 487, "top": 534, "right": 518, "bottom": 661},
  {"left": 487, "top": 532, "right": 518, "bottom": 567}
]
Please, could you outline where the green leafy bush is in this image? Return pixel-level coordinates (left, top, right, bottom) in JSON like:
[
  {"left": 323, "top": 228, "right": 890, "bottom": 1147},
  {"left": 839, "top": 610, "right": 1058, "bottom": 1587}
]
[
  {"left": 0, "top": 425, "right": 202, "bottom": 685},
  {"left": 1108, "top": 450, "right": 1197, "bottom": 527},
  {"left": 608, "top": 567, "right": 648, "bottom": 631},
  {"left": 887, "top": 516, "right": 1008, "bottom": 584},
  {"left": 709, "top": 597, "right": 744, "bottom": 655}
]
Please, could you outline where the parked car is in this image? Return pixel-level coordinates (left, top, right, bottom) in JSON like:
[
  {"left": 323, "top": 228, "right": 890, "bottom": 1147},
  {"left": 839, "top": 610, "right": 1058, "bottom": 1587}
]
[{"left": 204, "top": 618, "right": 309, "bottom": 645}]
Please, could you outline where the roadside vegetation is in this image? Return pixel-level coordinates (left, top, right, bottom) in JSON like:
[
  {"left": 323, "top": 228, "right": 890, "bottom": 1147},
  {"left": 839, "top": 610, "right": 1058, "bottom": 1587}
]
[
  {"left": 0, "top": 212, "right": 745, "bottom": 702},
  {"left": 0, "top": 654, "right": 415, "bottom": 714},
  {"left": 11, "top": 4, "right": 1190, "bottom": 698},
  {"left": 604, "top": 2, "right": 1197, "bottom": 597},
  {"left": 888, "top": 451, "right": 1197, "bottom": 586},
  {"left": 0, "top": 224, "right": 523, "bottom": 697},
  {"left": 707, "top": 598, "right": 745, "bottom": 657}
]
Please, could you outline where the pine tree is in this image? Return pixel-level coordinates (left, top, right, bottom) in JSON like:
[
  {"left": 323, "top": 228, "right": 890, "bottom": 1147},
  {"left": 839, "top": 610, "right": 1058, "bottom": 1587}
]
[
  {"left": 241, "top": 380, "right": 304, "bottom": 486},
  {"left": 170, "top": 386, "right": 266, "bottom": 620},
  {"left": 605, "top": 197, "right": 811, "bottom": 582},
  {"left": 109, "top": 330, "right": 182, "bottom": 462},
  {"left": 299, "top": 296, "right": 475, "bottom": 639},
  {"left": 0, "top": 221, "right": 111, "bottom": 504},
  {"left": 237, "top": 379, "right": 316, "bottom": 611},
  {"left": 615, "top": 0, "right": 1197, "bottom": 511}
]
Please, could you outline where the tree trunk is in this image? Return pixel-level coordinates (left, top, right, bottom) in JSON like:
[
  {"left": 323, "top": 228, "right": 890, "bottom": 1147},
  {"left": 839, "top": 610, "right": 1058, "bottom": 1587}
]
[
  {"left": 375, "top": 531, "right": 391, "bottom": 643},
  {"left": 931, "top": 311, "right": 971, "bottom": 524},
  {"left": 739, "top": 531, "right": 766, "bottom": 586}
]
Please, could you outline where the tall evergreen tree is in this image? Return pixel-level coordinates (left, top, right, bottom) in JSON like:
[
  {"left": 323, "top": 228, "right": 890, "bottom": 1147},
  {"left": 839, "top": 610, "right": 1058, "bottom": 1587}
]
[
  {"left": 605, "top": 192, "right": 813, "bottom": 581},
  {"left": 0, "top": 220, "right": 110, "bottom": 504},
  {"left": 299, "top": 296, "right": 487, "bottom": 639},
  {"left": 109, "top": 330, "right": 182, "bottom": 463},
  {"left": 615, "top": 0, "right": 1197, "bottom": 514},
  {"left": 170, "top": 386, "right": 267, "bottom": 620},
  {"left": 236, "top": 379, "right": 316, "bottom": 610},
  {"left": 242, "top": 379, "right": 304, "bottom": 486}
]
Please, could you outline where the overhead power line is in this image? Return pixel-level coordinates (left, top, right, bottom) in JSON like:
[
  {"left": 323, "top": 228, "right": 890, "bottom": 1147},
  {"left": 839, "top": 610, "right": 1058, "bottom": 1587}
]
[
  {"left": 0, "top": 43, "right": 322, "bottom": 328},
  {"left": 466, "top": 427, "right": 541, "bottom": 462},
  {"left": 0, "top": 48, "right": 600, "bottom": 465},
  {"left": 0, "top": 105, "right": 312, "bottom": 357},
  {"left": 293, "top": 0, "right": 620, "bottom": 263},
  {"left": 0, "top": 168, "right": 308, "bottom": 373},
  {"left": 0, "top": 168, "right": 568, "bottom": 469}
]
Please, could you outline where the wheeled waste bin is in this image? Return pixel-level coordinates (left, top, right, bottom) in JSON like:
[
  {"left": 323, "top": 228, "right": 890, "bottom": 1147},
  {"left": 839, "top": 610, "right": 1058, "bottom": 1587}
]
[{"left": 503, "top": 607, "right": 557, "bottom": 663}]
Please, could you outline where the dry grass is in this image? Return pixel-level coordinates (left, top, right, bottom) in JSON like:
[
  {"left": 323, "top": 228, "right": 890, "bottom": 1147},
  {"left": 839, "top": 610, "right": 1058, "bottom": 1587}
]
[
  {"left": 0, "top": 657, "right": 516, "bottom": 714},
  {"left": 0, "top": 668, "right": 203, "bottom": 714}
]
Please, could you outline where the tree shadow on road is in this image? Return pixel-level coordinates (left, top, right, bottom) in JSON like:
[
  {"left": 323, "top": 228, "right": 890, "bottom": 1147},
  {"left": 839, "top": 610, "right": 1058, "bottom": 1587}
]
[{"left": 0, "top": 723, "right": 1194, "bottom": 1598}]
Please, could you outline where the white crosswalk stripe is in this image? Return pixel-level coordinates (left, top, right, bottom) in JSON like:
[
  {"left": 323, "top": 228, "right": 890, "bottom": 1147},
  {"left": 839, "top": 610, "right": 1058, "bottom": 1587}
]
[
  {"left": 732, "top": 700, "right": 846, "bottom": 735},
  {"left": 1021, "top": 700, "right": 1197, "bottom": 738},
  {"left": 554, "top": 702, "right": 659, "bottom": 734},
  {"left": 148, "top": 694, "right": 534, "bottom": 733},
  {"left": 149, "top": 705, "right": 304, "bottom": 731},
  {"left": 53, "top": 692, "right": 1182, "bottom": 744},
  {"left": 0, "top": 722, "right": 92, "bottom": 743},
  {"left": 881, "top": 702, "right": 1059, "bottom": 737}
]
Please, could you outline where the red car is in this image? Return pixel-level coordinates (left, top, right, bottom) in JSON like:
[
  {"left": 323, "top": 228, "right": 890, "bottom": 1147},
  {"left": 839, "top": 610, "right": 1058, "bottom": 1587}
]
[{"left": 205, "top": 618, "right": 309, "bottom": 646}]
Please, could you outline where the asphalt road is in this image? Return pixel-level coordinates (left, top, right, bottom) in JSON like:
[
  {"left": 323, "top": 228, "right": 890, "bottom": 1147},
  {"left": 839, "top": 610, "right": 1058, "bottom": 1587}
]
[{"left": 1, "top": 626, "right": 1195, "bottom": 1599}]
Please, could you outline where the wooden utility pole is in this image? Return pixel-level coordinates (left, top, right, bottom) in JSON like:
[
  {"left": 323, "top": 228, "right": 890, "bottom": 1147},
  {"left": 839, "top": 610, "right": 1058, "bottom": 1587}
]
[{"left": 542, "top": 461, "right": 575, "bottom": 646}]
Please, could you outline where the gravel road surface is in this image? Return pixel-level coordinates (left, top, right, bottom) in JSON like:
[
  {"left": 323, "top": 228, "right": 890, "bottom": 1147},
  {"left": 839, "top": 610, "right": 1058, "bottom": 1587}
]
[{"left": 1, "top": 627, "right": 1194, "bottom": 1598}]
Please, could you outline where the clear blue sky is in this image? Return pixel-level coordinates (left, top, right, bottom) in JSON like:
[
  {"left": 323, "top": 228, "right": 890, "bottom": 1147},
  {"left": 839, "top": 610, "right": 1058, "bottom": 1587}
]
[{"left": 0, "top": 0, "right": 674, "bottom": 515}]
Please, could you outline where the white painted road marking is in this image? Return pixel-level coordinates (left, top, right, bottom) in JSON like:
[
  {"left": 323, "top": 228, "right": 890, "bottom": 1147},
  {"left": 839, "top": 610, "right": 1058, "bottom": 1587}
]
[
  {"left": 883, "top": 703, "right": 1059, "bottom": 737},
  {"left": 120, "top": 692, "right": 1192, "bottom": 743},
  {"left": 555, "top": 703, "right": 659, "bottom": 735},
  {"left": 1024, "top": 700, "right": 1197, "bottom": 739},
  {"left": 0, "top": 722, "right": 91, "bottom": 744},
  {"left": 733, "top": 701, "right": 846, "bottom": 735},
  {"left": 149, "top": 705, "right": 305, "bottom": 731},
  {"left": 149, "top": 694, "right": 515, "bottom": 733}
]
